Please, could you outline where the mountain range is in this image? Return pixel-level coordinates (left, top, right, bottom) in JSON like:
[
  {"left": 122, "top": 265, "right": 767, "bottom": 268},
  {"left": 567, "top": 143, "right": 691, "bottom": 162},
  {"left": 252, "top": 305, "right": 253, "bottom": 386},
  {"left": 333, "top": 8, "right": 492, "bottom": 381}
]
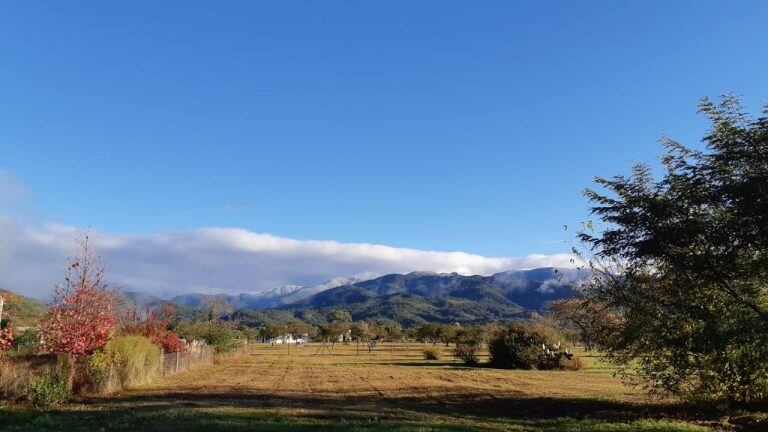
[
  {"left": 122, "top": 267, "right": 590, "bottom": 326},
  {"left": 123, "top": 275, "right": 370, "bottom": 312}
]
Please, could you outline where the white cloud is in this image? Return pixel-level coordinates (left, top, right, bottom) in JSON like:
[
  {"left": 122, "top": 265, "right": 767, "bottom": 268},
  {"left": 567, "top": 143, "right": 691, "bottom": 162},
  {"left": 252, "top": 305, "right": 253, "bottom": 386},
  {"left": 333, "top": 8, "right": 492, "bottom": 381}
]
[
  {"left": 0, "top": 172, "right": 577, "bottom": 300},
  {"left": 0, "top": 222, "right": 576, "bottom": 300}
]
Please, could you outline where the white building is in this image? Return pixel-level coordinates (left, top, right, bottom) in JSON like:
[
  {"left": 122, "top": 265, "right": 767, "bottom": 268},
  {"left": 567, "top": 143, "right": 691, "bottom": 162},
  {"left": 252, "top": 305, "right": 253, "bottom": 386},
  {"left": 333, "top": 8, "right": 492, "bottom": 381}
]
[{"left": 269, "top": 334, "right": 308, "bottom": 345}]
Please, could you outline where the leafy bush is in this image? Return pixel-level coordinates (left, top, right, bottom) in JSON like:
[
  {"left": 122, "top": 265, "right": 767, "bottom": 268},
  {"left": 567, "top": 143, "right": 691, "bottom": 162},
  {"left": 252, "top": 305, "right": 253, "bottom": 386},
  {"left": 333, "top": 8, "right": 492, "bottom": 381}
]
[
  {"left": 452, "top": 337, "right": 480, "bottom": 366},
  {"left": 559, "top": 355, "right": 583, "bottom": 371},
  {"left": 489, "top": 323, "right": 550, "bottom": 369},
  {"left": 155, "top": 332, "right": 186, "bottom": 353},
  {"left": 27, "top": 374, "right": 70, "bottom": 408},
  {"left": 488, "top": 323, "right": 576, "bottom": 370},
  {"left": 88, "top": 336, "right": 160, "bottom": 389},
  {"left": 178, "top": 323, "right": 244, "bottom": 353},
  {"left": 86, "top": 350, "right": 113, "bottom": 388},
  {"left": 423, "top": 349, "right": 440, "bottom": 360},
  {"left": 11, "top": 329, "right": 40, "bottom": 355}
]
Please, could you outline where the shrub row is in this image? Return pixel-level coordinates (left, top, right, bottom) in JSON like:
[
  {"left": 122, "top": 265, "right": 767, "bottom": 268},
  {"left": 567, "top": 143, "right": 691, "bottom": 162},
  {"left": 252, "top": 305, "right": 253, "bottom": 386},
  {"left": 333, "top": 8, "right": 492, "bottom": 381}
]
[
  {"left": 421, "top": 323, "right": 583, "bottom": 370},
  {"left": 2, "top": 336, "right": 169, "bottom": 407}
]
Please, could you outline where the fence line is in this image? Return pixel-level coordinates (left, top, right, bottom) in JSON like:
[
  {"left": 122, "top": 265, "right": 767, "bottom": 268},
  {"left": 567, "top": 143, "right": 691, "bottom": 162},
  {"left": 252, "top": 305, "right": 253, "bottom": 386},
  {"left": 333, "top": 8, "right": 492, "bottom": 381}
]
[
  {"left": 159, "top": 341, "right": 214, "bottom": 377},
  {"left": 158, "top": 340, "right": 249, "bottom": 377}
]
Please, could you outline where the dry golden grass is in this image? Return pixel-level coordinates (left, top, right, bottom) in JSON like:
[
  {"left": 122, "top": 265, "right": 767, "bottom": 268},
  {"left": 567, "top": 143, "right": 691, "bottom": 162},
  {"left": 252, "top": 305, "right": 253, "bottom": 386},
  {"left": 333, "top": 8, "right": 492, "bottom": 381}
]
[
  {"left": 135, "top": 343, "right": 639, "bottom": 404},
  {"left": 0, "top": 343, "right": 728, "bottom": 431}
]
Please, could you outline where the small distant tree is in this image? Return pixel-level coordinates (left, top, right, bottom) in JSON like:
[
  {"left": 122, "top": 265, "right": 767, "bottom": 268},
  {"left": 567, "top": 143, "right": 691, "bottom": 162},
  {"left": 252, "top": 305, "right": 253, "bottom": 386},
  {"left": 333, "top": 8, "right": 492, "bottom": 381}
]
[
  {"left": 350, "top": 321, "right": 371, "bottom": 354},
  {"left": 438, "top": 324, "right": 458, "bottom": 346},
  {"left": 416, "top": 323, "right": 458, "bottom": 346},
  {"left": 326, "top": 309, "right": 351, "bottom": 345},
  {"left": 319, "top": 321, "right": 349, "bottom": 348},
  {"left": 453, "top": 334, "right": 480, "bottom": 366},
  {"left": 262, "top": 324, "right": 285, "bottom": 344},
  {"left": 287, "top": 321, "right": 311, "bottom": 341},
  {"left": 203, "top": 296, "right": 232, "bottom": 322},
  {"left": 381, "top": 322, "right": 403, "bottom": 342},
  {"left": 416, "top": 323, "right": 439, "bottom": 345},
  {"left": 284, "top": 321, "right": 311, "bottom": 353},
  {"left": 39, "top": 231, "right": 116, "bottom": 388}
]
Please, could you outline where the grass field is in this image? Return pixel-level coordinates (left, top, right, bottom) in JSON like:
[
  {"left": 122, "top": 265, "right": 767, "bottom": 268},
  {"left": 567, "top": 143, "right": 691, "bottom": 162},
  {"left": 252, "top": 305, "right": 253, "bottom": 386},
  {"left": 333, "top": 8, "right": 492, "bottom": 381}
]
[{"left": 0, "top": 343, "right": 755, "bottom": 431}]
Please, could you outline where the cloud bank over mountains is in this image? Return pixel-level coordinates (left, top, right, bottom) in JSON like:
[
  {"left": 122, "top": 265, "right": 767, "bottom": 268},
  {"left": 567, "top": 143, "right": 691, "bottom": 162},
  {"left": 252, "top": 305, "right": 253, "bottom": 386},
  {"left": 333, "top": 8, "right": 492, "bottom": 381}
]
[
  {"left": 0, "top": 220, "right": 575, "bottom": 299},
  {"left": 0, "top": 172, "right": 576, "bottom": 299}
]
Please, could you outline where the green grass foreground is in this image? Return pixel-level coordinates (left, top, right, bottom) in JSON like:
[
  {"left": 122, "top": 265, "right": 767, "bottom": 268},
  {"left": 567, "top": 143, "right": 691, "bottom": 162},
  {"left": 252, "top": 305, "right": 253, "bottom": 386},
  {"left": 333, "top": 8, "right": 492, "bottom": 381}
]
[{"left": 1, "top": 344, "right": 763, "bottom": 431}]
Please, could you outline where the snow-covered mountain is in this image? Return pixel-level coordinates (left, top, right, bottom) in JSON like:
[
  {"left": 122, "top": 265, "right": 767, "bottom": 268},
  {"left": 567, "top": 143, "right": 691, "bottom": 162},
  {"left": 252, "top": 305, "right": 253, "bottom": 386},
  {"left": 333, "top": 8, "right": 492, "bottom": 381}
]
[
  {"left": 122, "top": 274, "right": 378, "bottom": 312},
  {"left": 121, "top": 268, "right": 589, "bottom": 317}
]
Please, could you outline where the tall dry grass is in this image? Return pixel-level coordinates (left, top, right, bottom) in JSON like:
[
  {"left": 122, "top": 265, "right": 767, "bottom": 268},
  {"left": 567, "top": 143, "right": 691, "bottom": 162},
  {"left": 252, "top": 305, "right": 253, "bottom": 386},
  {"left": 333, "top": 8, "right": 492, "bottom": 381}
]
[
  {"left": 87, "top": 336, "right": 160, "bottom": 392},
  {"left": 0, "top": 354, "right": 60, "bottom": 401}
]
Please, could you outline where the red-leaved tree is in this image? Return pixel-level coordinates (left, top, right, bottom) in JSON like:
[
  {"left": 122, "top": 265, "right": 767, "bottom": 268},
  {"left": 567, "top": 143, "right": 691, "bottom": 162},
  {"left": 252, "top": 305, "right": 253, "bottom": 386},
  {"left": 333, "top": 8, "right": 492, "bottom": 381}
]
[
  {"left": 0, "top": 329, "right": 11, "bottom": 351},
  {"left": 40, "top": 231, "right": 116, "bottom": 357},
  {"left": 118, "top": 304, "right": 186, "bottom": 353},
  {"left": 0, "top": 294, "right": 12, "bottom": 351}
]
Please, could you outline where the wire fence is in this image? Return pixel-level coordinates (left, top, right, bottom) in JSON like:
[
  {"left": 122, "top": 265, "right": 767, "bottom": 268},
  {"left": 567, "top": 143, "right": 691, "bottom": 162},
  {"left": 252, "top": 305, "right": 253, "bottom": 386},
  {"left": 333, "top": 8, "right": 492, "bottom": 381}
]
[
  {"left": 159, "top": 341, "right": 214, "bottom": 377},
  {"left": 158, "top": 340, "right": 250, "bottom": 377}
]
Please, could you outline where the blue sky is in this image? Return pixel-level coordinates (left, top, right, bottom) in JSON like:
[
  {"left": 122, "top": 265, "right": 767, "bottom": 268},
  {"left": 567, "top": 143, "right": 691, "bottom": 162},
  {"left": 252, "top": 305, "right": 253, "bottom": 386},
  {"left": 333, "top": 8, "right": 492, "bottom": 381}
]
[{"left": 1, "top": 1, "right": 767, "bottom": 262}]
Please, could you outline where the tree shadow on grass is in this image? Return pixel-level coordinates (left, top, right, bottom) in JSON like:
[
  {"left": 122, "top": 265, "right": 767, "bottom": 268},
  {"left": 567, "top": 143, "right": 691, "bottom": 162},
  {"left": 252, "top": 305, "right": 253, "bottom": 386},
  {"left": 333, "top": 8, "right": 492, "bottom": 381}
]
[
  {"left": 0, "top": 388, "right": 724, "bottom": 432},
  {"left": 362, "top": 360, "right": 483, "bottom": 368},
  {"left": 0, "top": 392, "right": 728, "bottom": 432},
  {"left": 100, "top": 388, "right": 704, "bottom": 422}
]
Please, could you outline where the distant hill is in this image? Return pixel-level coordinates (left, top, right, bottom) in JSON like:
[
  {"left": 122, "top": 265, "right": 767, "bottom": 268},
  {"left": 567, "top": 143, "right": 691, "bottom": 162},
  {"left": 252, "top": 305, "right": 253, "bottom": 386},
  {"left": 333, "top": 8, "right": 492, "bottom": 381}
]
[
  {"left": 119, "top": 291, "right": 206, "bottom": 323},
  {"left": 120, "top": 291, "right": 166, "bottom": 310},
  {"left": 0, "top": 289, "right": 47, "bottom": 327},
  {"left": 270, "top": 267, "right": 588, "bottom": 326}
]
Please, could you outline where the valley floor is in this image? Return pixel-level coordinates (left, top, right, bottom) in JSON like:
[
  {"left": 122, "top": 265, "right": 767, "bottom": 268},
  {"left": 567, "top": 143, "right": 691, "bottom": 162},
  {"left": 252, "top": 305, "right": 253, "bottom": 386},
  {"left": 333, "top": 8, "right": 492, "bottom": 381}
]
[{"left": 0, "top": 343, "right": 757, "bottom": 431}]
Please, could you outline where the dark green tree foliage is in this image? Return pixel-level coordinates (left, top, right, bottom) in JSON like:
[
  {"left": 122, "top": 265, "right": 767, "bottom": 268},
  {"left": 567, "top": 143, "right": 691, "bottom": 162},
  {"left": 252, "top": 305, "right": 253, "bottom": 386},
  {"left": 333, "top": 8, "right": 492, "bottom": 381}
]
[
  {"left": 262, "top": 323, "right": 285, "bottom": 342},
  {"left": 287, "top": 321, "right": 312, "bottom": 340},
  {"left": 330, "top": 309, "right": 352, "bottom": 323},
  {"left": 415, "top": 323, "right": 458, "bottom": 345},
  {"left": 11, "top": 328, "right": 41, "bottom": 355},
  {"left": 580, "top": 95, "right": 768, "bottom": 404},
  {"left": 488, "top": 323, "right": 552, "bottom": 369},
  {"left": 380, "top": 322, "right": 404, "bottom": 341},
  {"left": 452, "top": 328, "right": 482, "bottom": 366},
  {"left": 176, "top": 323, "right": 244, "bottom": 353}
]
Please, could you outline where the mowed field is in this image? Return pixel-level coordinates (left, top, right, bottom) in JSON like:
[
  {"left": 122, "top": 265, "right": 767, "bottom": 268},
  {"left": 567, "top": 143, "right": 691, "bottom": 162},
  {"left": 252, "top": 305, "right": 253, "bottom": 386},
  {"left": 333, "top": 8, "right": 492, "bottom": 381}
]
[{"left": 0, "top": 343, "right": 726, "bottom": 431}]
